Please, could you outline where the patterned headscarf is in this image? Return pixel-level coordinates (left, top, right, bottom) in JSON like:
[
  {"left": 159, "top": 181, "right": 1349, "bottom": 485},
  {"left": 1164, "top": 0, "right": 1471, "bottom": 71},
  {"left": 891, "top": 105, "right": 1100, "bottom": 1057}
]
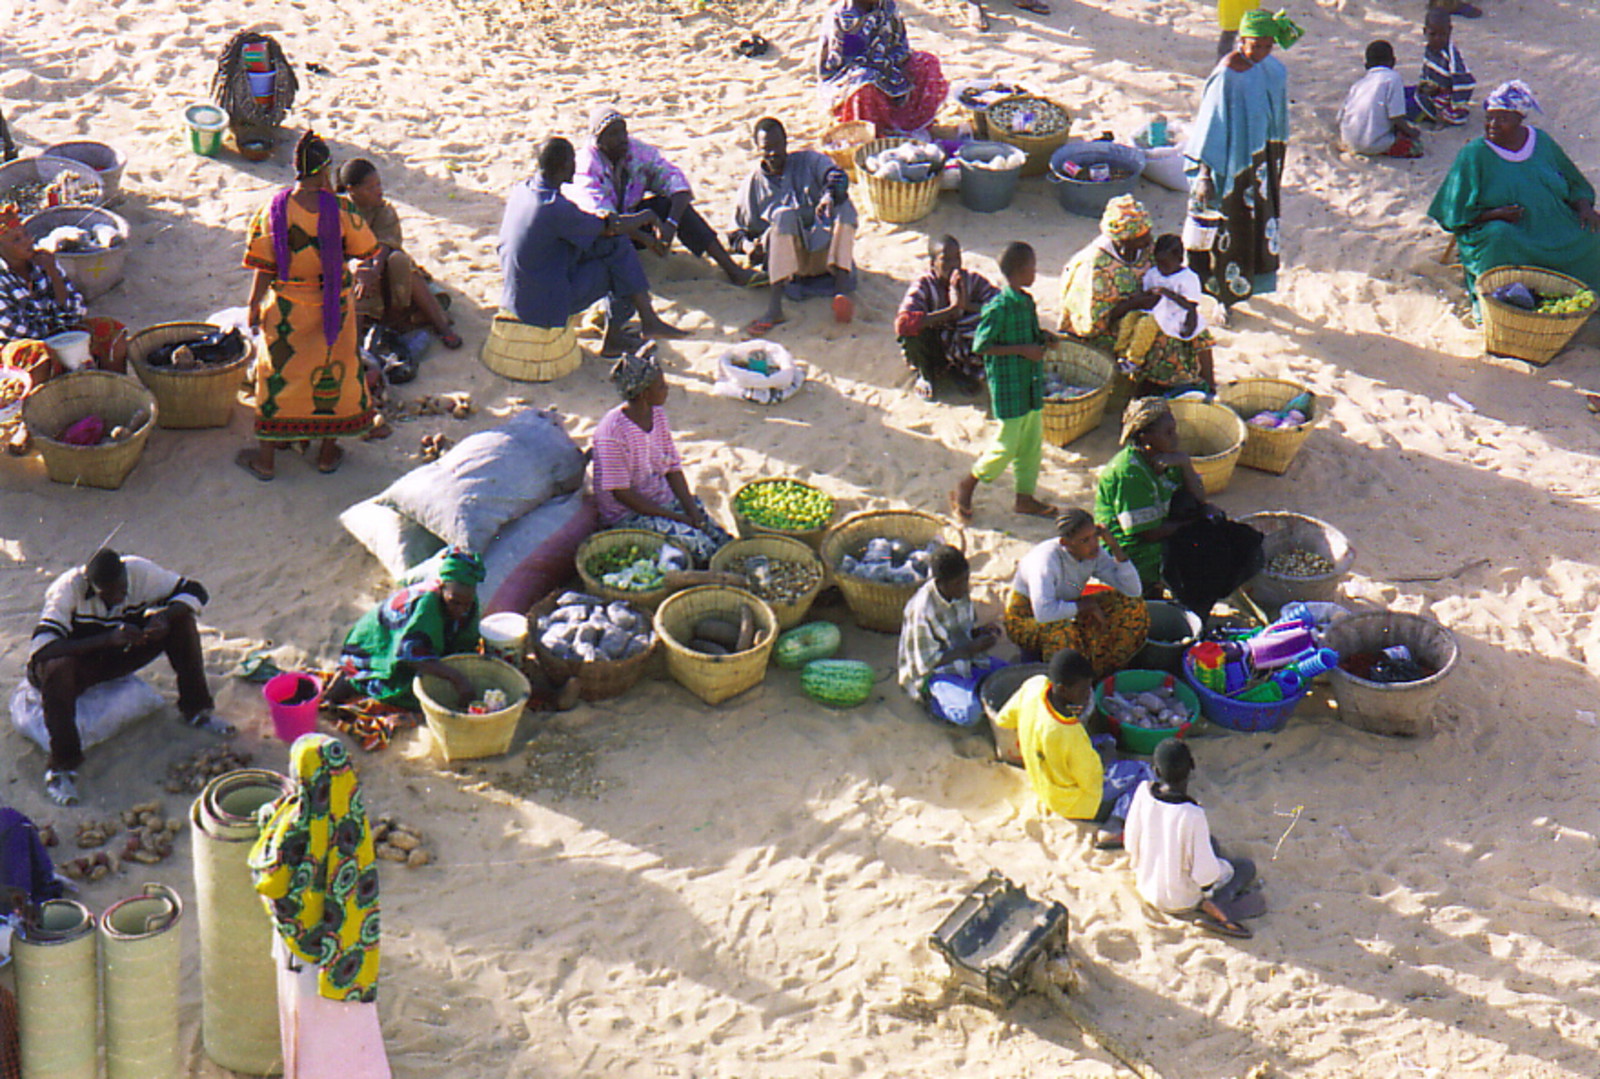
[
  {"left": 0, "top": 204, "right": 23, "bottom": 237},
  {"left": 1238, "top": 9, "right": 1304, "bottom": 48},
  {"left": 610, "top": 349, "right": 663, "bottom": 401},
  {"left": 1485, "top": 80, "right": 1542, "bottom": 116},
  {"left": 436, "top": 548, "right": 486, "bottom": 587},
  {"left": 589, "top": 103, "right": 625, "bottom": 140},
  {"left": 249, "top": 734, "right": 381, "bottom": 1003},
  {"left": 1100, "top": 195, "right": 1152, "bottom": 242},
  {"left": 1121, "top": 396, "right": 1173, "bottom": 445}
]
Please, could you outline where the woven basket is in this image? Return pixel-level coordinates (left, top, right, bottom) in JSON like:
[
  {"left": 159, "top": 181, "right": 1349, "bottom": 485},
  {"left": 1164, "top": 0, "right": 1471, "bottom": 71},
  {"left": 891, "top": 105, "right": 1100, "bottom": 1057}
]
[
  {"left": 854, "top": 138, "right": 944, "bottom": 225},
  {"left": 730, "top": 476, "right": 837, "bottom": 551},
  {"left": 128, "top": 322, "right": 252, "bottom": 429},
  {"left": 653, "top": 585, "right": 778, "bottom": 705},
  {"left": 576, "top": 529, "right": 674, "bottom": 609},
  {"left": 413, "top": 654, "right": 531, "bottom": 760},
  {"left": 1239, "top": 511, "right": 1354, "bottom": 609},
  {"left": 22, "top": 371, "right": 156, "bottom": 490},
  {"left": 1167, "top": 399, "right": 1244, "bottom": 495},
  {"left": 1324, "top": 612, "right": 1458, "bottom": 737},
  {"left": 481, "top": 311, "right": 581, "bottom": 382},
  {"left": 527, "top": 594, "right": 656, "bottom": 702},
  {"left": 986, "top": 95, "right": 1073, "bottom": 177},
  {"left": 820, "top": 508, "right": 946, "bottom": 633},
  {"left": 1041, "top": 340, "right": 1114, "bottom": 447},
  {"left": 1477, "top": 266, "right": 1595, "bottom": 366},
  {"left": 709, "top": 535, "right": 827, "bottom": 629},
  {"left": 1219, "top": 378, "right": 1317, "bottom": 475},
  {"left": 821, "top": 120, "right": 875, "bottom": 177}
]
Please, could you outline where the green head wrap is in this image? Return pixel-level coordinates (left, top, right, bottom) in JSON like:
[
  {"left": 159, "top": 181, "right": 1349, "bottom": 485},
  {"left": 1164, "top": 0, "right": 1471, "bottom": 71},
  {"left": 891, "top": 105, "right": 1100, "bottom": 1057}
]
[
  {"left": 1239, "top": 9, "right": 1303, "bottom": 48},
  {"left": 437, "top": 549, "right": 486, "bottom": 587}
]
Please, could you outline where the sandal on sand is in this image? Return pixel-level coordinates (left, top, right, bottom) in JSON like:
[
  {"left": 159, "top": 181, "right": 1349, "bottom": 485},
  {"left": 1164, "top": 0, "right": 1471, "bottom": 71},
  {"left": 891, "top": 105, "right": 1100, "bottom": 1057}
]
[
  {"left": 744, "top": 270, "right": 770, "bottom": 289},
  {"left": 440, "top": 329, "right": 463, "bottom": 350},
  {"left": 235, "top": 449, "right": 274, "bottom": 482},
  {"left": 1014, "top": 0, "right": 1051, "bottom": 14},
  {"left": 948, "top": 489, "right": 974, "bottom": 525},
  {"left": 1195, "top": 908, "right": 1252, "bottom": 938},
  {"left": 832, "top": 294, "right": 855, "bottom": 324},
  {"left": 316, "top": 444, "right": 346, "bottom": 475},
  {"left": 743, "top": 317, "right": 784, "bottom": 338}
]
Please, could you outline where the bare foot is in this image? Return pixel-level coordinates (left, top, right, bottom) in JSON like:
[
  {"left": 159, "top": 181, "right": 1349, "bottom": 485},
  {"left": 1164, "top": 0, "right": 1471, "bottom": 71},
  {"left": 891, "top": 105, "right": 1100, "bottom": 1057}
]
[
  {"left": 1014, "top": 494, "right": 1056, "bottom": 518},
  {"left": 640, "top": 319, "right": 689, "bottom": 341}
]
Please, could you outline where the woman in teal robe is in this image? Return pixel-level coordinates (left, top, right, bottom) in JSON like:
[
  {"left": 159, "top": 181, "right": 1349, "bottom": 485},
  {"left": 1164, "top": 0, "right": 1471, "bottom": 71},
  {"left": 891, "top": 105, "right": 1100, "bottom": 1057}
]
[{"left": 1427, "top": 80, "right": 1600, "bottom": 309}]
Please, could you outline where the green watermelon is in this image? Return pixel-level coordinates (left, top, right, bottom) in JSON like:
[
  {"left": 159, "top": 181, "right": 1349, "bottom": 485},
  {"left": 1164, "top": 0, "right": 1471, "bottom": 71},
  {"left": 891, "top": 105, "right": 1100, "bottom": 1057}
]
[
  {"left": 774, "top": 621, "right": 841, "bottom": 669},
  {"left": 801, "top": 659, "right": 875, "bottom": 708}
]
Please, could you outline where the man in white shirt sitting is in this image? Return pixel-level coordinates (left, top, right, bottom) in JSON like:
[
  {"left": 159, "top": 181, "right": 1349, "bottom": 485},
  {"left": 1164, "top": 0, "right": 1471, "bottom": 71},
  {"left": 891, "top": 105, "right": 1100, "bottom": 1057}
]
[{"left": 1339, "top": 40, "right": 1424, "bottom": 159}]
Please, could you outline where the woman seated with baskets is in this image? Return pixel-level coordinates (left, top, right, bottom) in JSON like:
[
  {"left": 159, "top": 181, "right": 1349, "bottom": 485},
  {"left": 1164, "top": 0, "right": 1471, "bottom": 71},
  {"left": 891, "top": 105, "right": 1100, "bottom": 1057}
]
[
  {"left": 592, "top": 349, "right": 732, "bottom": 566},
  {"left": 817, "top": 0, "right": 948, "bottom": 137},
  {"left": 1060, "top": 196, "right": 1215, "bottom": 395}
]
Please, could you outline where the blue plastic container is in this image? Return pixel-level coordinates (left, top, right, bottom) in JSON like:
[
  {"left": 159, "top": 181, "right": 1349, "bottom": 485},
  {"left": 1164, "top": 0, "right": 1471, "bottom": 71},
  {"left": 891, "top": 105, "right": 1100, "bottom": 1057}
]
[
  {"left": 1181, "top": 654, "right": 1305, "bottom": 733},
  {"left": 1048, "top": 141, "right": 1146, "bottom": 218}
]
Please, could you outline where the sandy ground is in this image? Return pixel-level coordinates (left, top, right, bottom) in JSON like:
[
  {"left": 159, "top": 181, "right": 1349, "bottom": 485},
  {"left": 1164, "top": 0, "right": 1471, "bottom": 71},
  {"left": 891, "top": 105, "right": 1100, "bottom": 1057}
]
[{"left": 4, "top": 0, "right": 1600, "bottom": 1075}]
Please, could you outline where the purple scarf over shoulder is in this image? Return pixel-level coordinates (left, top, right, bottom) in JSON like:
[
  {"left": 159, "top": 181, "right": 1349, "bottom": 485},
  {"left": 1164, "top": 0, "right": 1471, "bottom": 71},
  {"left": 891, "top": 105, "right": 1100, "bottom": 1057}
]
[{"left": 269, "top": 186, "right": 343, "bottom": 348}]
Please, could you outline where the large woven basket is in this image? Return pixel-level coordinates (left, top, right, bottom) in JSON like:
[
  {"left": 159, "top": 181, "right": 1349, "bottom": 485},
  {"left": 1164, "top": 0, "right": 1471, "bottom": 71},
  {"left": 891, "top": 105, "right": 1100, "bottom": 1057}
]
[
  {"left": 1168, "top": 399, "right": 1245, "bottom": 495},
  {"left": 1219, "top": 377, "right": 1317, "bottom": 475},
  {"left": 854, "top": 138, "right": 944, "bottom": 225},
  {"left": 413, "top": 654, "right": 531, "bottom": 760},
  {"left": 1477, "top": 266, "right": 1595, "bottom": 366},
  {"left": 709, "top": 535, "right": 827, "bottom": 630},
  {"left": 820, "top": 508, "right": 946, "bottom": 633},
  {"left": 527, "top": 594, "right": 657, "bottom": 702},
  {"left": 128, "top": 322, "right": 252, "bottom": 429},
  {"left": 1324, "top": 612, "right": 1458, "bottom": 738},
  {"left": 481, "top": 311, "right": 581, "bottom": 382},
  {"left": 986, "top": 95, "right": 1073, "bottom": 177},
  {"left": 821, "top": 120, "right": 874, "bottom": 177},
  {"left": 22, "top": 371, "right": 156, "bottom": 490},
  {"left": 575, "top": 529, "right": 674, "bottom": 608},
  {"left": 1239, "top": 511, "right": 1354, "bottom": 609},
  {"left": 653, "top": 585, "right": 778, "bottom": 705},
  {"left": 730, "top": 476, "right": 837, "bottom": 552},
  {"left": 1041, "top": 340, "right": 1114, "bottom": 447}
]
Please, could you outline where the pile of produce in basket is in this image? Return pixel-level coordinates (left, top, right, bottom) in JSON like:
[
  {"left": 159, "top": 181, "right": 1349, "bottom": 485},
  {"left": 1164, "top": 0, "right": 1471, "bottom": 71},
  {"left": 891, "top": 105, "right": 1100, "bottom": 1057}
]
[
  {"left": 957, "top": 81, "right": 1031, "bottom": 110},
  {"left": 964, "top": 146, "right": 1026, "bottom": 172},
  {"left": 1266, "top": 548, "right": 1334, "bottom": 577},
  {"left": 1338, "top": 645, "right": 1436, "bottom": 685},
  {"left": 143, "top": 327, "right": 250, "bottom": 368},
  {"left": 1488, "top": 280, "right": 1597, "bottom": 314},
  {"left": 1245, "top": 391, "right": 1313, "bottom": 430},
  {"left": 536, "top": 591, "right": 653, "bottom": 662},
  {"left": 467, "top": 688, "right": 510, "bottom": 714},
  {"left": 839, "top": 536, "right": 935, "bottom": 585},
  {"left": 734, "top": 479, "right": 834, "bottom": 532},
  {"left": 989, "top": 98, "right": 1069, "bottom": 137},
  {"left": 586, "top": 542, "right": 689, "bottom": 592},
  {"left": 0, "top": 368, "right": 27, "bottom": 418},
  {"left": 36, "top": 223, "right": 122, "bottom": 253},
  {"left": 1098, "top": 686, "right": 1188, "bottom": 729},
  {"left": 1042, "top": 371, "right": 1098, "bottom": 401},
  {"left": 684, "top": 602, "right": 767, "bottom": 656},
  {"left": 54, "top": 407, "right": 151, "bottom": 447},
  {"left": 2, "top": 172, "right": 97, "bottom": 214},
  {"left": 721, "top": 553, "right": 823, "bottom": 606},
  {"left": 862, "top": 142, "right": 945, "bottom": 183}
]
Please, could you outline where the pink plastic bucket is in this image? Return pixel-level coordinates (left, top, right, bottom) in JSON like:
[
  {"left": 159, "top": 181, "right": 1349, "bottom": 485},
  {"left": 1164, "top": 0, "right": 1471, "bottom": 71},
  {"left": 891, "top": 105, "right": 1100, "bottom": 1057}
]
[{"left": 262, "top": 673, "right": 322, "bottom": 743}]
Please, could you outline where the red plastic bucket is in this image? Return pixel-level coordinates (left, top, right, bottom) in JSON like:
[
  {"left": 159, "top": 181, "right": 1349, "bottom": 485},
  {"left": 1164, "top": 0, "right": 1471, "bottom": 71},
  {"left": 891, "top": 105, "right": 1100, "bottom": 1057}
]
[{"left": 262, "top": 673, "right": 322, "bottom": 743}]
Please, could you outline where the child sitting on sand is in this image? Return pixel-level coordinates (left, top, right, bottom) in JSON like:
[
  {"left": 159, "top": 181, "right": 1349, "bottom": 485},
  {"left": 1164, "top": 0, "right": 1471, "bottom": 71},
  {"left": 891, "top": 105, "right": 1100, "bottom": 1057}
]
[
  {"left": 1412, "top": 6, "right": 1475, "bottom": 126},
  {"left": 1138, "top": 235, "right": 1214, "bottom": 393},
  {"left": 896, "top": 544, "right": 1002, "bottom": 726},
  {"left": 1340, "top": 41, "right": 1424, "bottom": 159}
]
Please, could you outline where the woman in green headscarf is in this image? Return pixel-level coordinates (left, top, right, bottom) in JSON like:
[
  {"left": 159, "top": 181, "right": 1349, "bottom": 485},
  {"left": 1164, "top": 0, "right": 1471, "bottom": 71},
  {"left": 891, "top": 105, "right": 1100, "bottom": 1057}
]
[
  {"left": 1183, "top": 9, "right": 1301, "bottom": 309},
  {"left": 331, "top": 549, "right": 483, "bottom": 707}
]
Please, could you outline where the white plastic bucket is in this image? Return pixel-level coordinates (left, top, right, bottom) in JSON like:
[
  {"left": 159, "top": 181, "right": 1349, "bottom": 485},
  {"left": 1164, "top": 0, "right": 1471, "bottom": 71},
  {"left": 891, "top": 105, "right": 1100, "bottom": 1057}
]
[
  {"left": 45, "top": 330, "right": 93, "bottom": 371},
  {"left": 480, "top": 612, "right": 529, "bottom": 670}
]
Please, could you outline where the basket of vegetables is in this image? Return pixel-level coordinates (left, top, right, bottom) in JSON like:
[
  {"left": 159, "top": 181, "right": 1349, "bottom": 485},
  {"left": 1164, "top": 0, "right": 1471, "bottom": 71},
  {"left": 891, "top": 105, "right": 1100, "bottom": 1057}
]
[
  {"left": 731, "top": 477, "right": 837, "bottom": 551},
  {"left": 855, "top": 138, "right": 946, "bottom": 225},
  {"left": 950, "top": 79, "right": 1036, "bottom": 139},
  {"left": 575, "top": 529, "right": 679, "bottom": 609},
  {"left": 709, "top": 535, "right": 827, "bottom": 629},
  {"left": 653, "top": 585, "right": 778, "bottom": 705},
  {"left": 413, "top": 654, "right": 530, "bottom": 761},
  {"left": 820, "top": 509, "right": 947, "bottom": 632},
  {"left": 1091, "top": 669, "right": 1200, "bottom": 755},
  {"left": 987, "top": 95, "right": 1072, "bottom": 177},
  {"left": 529, "top": 591, "right": 656, "bottom": 702},
  {"left": 1477, "top": 266, "right": 1597, "bottom": 366}
]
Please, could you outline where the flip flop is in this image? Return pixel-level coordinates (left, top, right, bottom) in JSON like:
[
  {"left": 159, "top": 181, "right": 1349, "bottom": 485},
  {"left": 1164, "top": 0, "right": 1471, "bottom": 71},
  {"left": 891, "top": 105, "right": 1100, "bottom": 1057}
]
[
  {"left": 1013, "top": 0, "right": 1051, "bottom": 14},
  {"left": 744, "top": 270, "right": 770, "bottom": 289},
  {"left": 1195, "top": 907, "right": 1252, "bottom": 939},
  {"left": 235, "top": 449, "right": 274, "bottom": 482},
  {"left": 743, "top": 317, "right": 784, "bottom": 338},
  {"left": 440, "top": 329, "right": 464, "bottom": 350},
  {"left": 316, "top": 444, "right": 346, "bottom": 475},
  {"left": 832, "top": 294, "right": 855, "bottom": 324}
]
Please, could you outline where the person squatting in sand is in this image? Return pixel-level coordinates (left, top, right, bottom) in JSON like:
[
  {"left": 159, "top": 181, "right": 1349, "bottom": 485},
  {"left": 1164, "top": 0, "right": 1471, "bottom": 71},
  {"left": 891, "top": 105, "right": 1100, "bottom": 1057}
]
[
  {"left": 895, "top": 234, "right": 999, "bottom": 401},
  {"left": 896, "top": 544, "right": 1003, "bottom": 728},
  {"left": 1338, "top": 40, "right": 1424, "bottom": 159}
]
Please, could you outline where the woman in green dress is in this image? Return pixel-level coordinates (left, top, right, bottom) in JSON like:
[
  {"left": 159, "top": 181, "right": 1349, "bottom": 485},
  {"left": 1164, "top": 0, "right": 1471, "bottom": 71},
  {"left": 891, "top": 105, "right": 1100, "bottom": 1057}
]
[{"left": 1427, "top": 80, "right": 1600, "bottom": 311}]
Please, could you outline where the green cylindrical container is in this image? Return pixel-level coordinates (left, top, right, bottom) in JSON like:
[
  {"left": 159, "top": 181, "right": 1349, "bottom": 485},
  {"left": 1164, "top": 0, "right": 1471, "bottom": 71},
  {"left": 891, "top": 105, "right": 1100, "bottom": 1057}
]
[
  {"left": 191, "top": 768, "right": 291, "bottom": 1076},
  {"left": 15, "top": 898, "right": 98, "bottom": 1079},
  {"left": 101, "top": 883, "right": 184, "bottom": 1079}
]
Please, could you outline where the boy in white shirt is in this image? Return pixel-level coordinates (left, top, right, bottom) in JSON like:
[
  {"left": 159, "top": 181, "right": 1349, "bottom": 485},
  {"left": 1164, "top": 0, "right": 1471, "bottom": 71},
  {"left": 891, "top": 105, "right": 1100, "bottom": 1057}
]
[
  {"left": 1137, "top": 235, "right": 1215, "bottom": 393},
  {"left": 1339, "top": 40, "right": 1424, "bottom": 158}
]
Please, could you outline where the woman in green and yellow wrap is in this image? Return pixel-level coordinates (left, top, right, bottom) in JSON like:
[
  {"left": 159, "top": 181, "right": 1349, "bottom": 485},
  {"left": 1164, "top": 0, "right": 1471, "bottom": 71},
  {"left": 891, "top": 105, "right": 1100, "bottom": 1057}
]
[{"left": 249, "top": 734, "right": 390, "bottom": 1078}]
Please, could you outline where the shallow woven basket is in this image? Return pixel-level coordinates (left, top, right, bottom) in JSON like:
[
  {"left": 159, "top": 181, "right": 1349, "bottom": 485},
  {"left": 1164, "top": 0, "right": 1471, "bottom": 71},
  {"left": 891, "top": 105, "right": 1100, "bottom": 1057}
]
[
  {"left": 1477, "top": 266, "right": 1595, "bottom": 366},
  {"left": 854, "top": 138, "right": 944, "bottom": 225},
  {"left": 1167, "top": 399, "right": 1245, "bottom": 495},
  {"left": 820, "top": 508, "right": 946, "bottom": 633},
  {"left": 986, "top": 95, "right": 1073, "bottom": 177},
  {"left": 1239, "top": 511, "right": 1355, "bottom": 609},
  {"left": 1218, "top": 377, "right": 1317, "bottom": 475},
  {"left": 128, "top": 322, "right": 252, "bottom": 429},
  {"left": 22, "top": 371, "right": 156, "bottom": 490},
  {"left": 821, "top": 120, "right": 874, "bottom": 177},
  {"left": 413, "top": 653, "right": 531, "bottom": 761},
  {"left": 1324, "top": 612, "right": 1458, "bottom": 738},
  {"left": 730, "top": 476, "right": 837, "bottom": 552},
  {"left": 527, "top": 594, "right": 657, "bottom": 702},
  {"left": 709, "top": 535, "right": 827, "bottom": 630},
  {"left": 481, "top": 311, "right": 581, "bottom": 382},
  {"left": 575, "top": 529, "right": 674, "bottom": 609},
  {"left": 1042, "top": 340, "right": 1115, "bottom": 447},
  {"left": 653, "top": 585, "right": 778, "bottom": 705}
]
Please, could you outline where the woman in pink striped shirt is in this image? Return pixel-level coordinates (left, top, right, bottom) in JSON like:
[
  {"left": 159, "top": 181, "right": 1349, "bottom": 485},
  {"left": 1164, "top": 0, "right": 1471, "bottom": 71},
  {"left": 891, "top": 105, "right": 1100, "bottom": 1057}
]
[{"left": 591, "top": 349, "right": 731, "bottom": 565}]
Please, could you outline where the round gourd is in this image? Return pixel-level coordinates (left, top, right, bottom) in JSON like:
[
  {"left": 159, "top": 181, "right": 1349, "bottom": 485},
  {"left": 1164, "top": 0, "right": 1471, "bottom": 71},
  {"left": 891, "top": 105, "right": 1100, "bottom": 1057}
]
[
  {"left": 802, "top": 659, "right": 875, "bottom": 708},
  {"left": 773, "top": 621, "right": 842, "bottom": 669}
]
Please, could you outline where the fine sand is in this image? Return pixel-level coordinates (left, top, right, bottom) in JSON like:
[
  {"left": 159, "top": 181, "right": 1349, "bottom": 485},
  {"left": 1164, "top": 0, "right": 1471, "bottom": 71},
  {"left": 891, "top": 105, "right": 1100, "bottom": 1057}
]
[{"left": 4, "top": 0, "right": 1600, "bottom": 1076}]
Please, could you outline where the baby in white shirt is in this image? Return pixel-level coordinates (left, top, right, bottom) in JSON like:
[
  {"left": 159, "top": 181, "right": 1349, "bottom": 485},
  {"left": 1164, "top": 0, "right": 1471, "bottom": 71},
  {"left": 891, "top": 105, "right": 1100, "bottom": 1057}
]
[{"left": 1142, "top": 234, "right": 1205, "bottom": 342}]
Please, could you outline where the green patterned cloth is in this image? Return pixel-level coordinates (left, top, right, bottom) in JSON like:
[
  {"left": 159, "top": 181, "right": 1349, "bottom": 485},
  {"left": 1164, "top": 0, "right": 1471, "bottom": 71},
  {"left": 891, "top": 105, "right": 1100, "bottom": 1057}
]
[{"left": 973, "top": 286, "right": 1044, "bottom": 421}]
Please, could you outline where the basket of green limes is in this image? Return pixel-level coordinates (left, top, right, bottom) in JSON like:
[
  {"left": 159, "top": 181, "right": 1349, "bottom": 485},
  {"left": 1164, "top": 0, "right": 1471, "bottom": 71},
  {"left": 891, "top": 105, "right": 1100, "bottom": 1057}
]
[{"left": 730, "top": 477, "right": 838, "bottom": 552}]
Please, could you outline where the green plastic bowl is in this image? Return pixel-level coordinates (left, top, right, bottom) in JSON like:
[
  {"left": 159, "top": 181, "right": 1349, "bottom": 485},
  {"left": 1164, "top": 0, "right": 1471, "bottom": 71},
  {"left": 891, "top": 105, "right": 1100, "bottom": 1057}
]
[{"left": 1090, "top": 669, "right": 1199, "bottom": 755}]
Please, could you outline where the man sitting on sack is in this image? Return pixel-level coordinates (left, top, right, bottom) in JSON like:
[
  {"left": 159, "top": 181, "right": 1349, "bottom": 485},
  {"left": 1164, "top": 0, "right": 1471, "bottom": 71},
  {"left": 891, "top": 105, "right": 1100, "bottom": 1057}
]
[{"left": 28, "top": 549, "right": 234, "bottom": 806}]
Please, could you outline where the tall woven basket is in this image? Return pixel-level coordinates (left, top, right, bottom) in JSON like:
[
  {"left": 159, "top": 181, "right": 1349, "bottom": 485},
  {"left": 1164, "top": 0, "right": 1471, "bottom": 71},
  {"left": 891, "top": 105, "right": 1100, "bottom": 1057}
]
[
  {"left": 855, "top": 138, "right": 944, "bottom": 225},
  {"left": 730, "top": 476, "right": 837, "bottom": 552},
  {"left": 575, "top": 529, "right": 674, "bottom": 608},
  {"left": 527, "top": 593, "right": 657, "bottom": 702},
  {"left": 986, "top": 95, "right": 1073, "bottom": 177},
  {"left": 128, "top": 321, "right": 252, "bottom": 429},
  {"left": 653, "top": 585, "right": 778, "bottom": 705},
  {"left": 1041, "top": 339, "right": 1114, "bottom": 447},
  {"left": 481, "top": 311, "right": 582, "bottom": 382},
  {"left": 414, "top": 654, "right": 531, "bottom": 760},
  {"left": 820, "top": 508, "right": 947, "bottom": 632},
  {"left": 22, "top": 371, "right": 157, "bottom": 490},
  {"left": 821, "top": 120, "right": 874, "bottom": 177},
  {"left": 709, "top": 535, "right": 827, "bottom": 629},
  {"left": 1218, "top": 377, "right": 1317, "bottom": 474},
  {"left": 1477, "top": 266, "right": 1596, "bottom": 366},
  {"left": 1167, "top": 399, "right": 1244, "bottom": 495}
]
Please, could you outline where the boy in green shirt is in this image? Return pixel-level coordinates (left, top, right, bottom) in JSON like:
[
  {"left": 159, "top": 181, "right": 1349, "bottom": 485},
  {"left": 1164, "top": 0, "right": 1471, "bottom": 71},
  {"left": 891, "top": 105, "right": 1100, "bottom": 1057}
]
[{"left": 950, "top": 242, "right": 1056, "bottom": 523}]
